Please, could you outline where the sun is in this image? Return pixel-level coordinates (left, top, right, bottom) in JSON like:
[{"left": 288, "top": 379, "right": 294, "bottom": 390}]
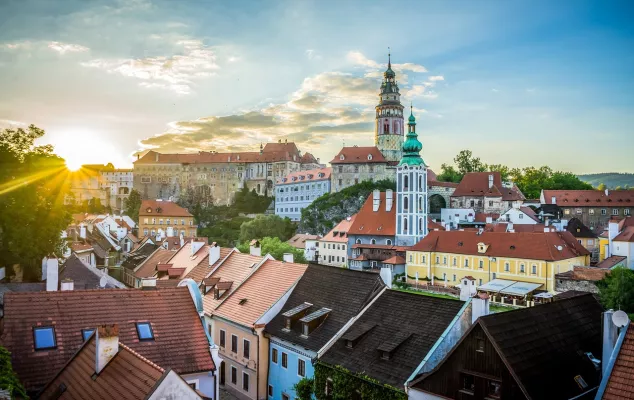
[
  {"left": 65, "top": 158, "right": 83, "bottom": 172},
  {"left": 51, "top": 128, "right": 124, "bottom": 171}
]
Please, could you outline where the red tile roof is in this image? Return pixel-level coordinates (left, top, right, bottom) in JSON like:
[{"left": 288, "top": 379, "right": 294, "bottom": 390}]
[
  {"left": 348, "top": 191, "right": 396, "bottom": 236},
  {"left": 139, "top": 200, "right": 192, "bottom": 217},
  {"left": 451, "top": 172, "right": 525, "bottom": 201},
  {"left": 603, "top": 326, "right": 634, "bottom": 400},
  {"left": 556, "top": 266, "right": 610, "bottom": 281},
  {"left": 70, "top": 242, "right": 93, "bottom": 252},
  {"left": 321, "top": 214, "right": 357, "bottom": 243},
  {"left": 474, "top": 212, "right": 500, "bottom": 223},
  {"left": 2, "top": 287, "right": 214, "bottom": 392},
  {"left": 383, "top": 255, "right": 406, "bottom": 264},
  {"left": 184, "top": 247, "right": 233, "bottom": 283},
  {"left": 597, "top": 256, "right": 628, "bottom": 269},
  {"left": 542, "top": 190, "right": 634, "bottom": 207},
  {"left": 300, "top": 152, "right": 319, "bottom": 164},
  {"left": 287, "top": 233, "right": 321, "bottom": 249},
  {"left": 39, "top": 333, "right": 166, "bottom": 400},
  {"left": 329, "top": 146, "right": 387, "bottom": 164},
  {"left": 614, "top": 226, "right": 634, "bottom": 243},
  {"left": 520, "top": 206, "right": 541, "bottom": 222},
  {"left": 428, "top": 218, "right": 445, "bottom": 231},
  {"left": 277, "top": 167, "right": 331, "bottom": 185},
  {"left": 134, "top": 248, "right": 176, "bottom": 278},
  {"left": 428, "top": 180, "right": 459, "bottom": 188},
  {"left": 410, "top": 230, "right": 590, "bottom": 261},
  {"left": 213, "top": 258, "right": 307, "bottom": 327}
]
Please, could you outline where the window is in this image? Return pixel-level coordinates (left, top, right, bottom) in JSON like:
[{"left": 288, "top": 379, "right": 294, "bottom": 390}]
[
  {"left": 231, "top": 334, "right": 238, "bottom": 353},
  {"left": 136, "top": 322, "right": 154, "bottom": 341},
  {"left": 476, "top": 338, "right": 485, "bottom": 352},
  {"left": 505, "top": 262, "right": 510, "bottom": 272},
  {"left": 282, "top": 352, "right": 288, "bottom": 368},
  {"left": 453, "top": 258, "right": 457, "bottom": 266},
  {"left": 601, "top": 209, "right": 607, "bottom": 215},
  {"left": 453, "top": 274, "right": 456, "bottom": 281},
  {"left": 564, "top": 209, "right": 570, "bottom": 215},
  {"left": 443, "top": 257, "right": 447, "bottom": 265},
  {"left": 283, "top": 394, "right": 290, "bottom": 400},
  {"left": 462, "top": 374, "right": 475, "bottom": 394},
  {"left": 371, "top": 239, "right": 376, "bottom": 245},
  {"left": 479, "top": 260, "right": 483, "bottom": 269},
  {"left": 33, "top": 326, "right": 56, "bottom": 350},
  {"left": 613, "top": 209, "right": 619, "bottom": 215},
  {"left": 268, "top": 385, "right": 273, "bottom": 396},
  {"left": 243, "top": 339, "right": 250, "bottom": 359},
  {"left": 188, "top": 382, "right": 197, "bottom": 390},
  {"left": 520, "top": 264, "right": 525, "bottom": 273},
  {"left": 81, "top": 328, "right": 95, "bottom": 341},
  {"left": 144, "top": 218, "right": 149, "bottom": 224},
  {"left": 386, "top": 239, "right": 392, "bottom": 245},
  {"left": 465, "top": 259, "right": 469, "bottom": 267},
  {"left": 488, "top": 201, "right": 493, "bottom": 207},
  {"left": 589, "top": 209, "right": 595, "bottom": 215},
  {"left": 242, "top": 372, "right": 249, "bottom": 391},
  {"left": 532, "top": 265, "right": 537, "bottom": 274},
  {"left": 487, "top": 380, "right": 502, "bottom": 399},
  {"left": 626, "top": 209, "right": 631, "bottom": 216},
  {"left": 298, "top": 359, "right": 306, "bottom": 377},
  {"left": 325, "top": 378, "right": 333, "bottom": 396},
  {"left": 436, "top": 256, "right": 439, "bottom": 263},
  {"left": 231, "top": 366, "right": 237, "bottom": 384},
  {"left": 422, "top": 255, "right": 426, "bottom": 263},
  {"left": 271, "top": 348, "right": 278, "bottom": 364},
  {"left": 519, "top": 213, "right": 524, "bottom": 219}
]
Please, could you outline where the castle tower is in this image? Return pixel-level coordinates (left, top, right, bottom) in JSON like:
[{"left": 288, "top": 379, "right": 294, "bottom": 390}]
[
  {"left": 375, "top": 52, "right": 404, "bottom": 163},
  {"left": 395, "top": 106, "right": 428, "bottom": 246}
]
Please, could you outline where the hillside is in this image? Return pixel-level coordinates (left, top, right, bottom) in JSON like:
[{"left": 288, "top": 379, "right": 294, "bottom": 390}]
[{"left": 578, "top": 173, "right": 634, "bottom": 189}]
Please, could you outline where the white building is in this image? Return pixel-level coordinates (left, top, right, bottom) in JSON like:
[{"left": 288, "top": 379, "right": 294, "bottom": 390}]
[
  {"left": 498, "top": 205, "right": 541, "bottom": 225},
  {"left": 608, "top": 217, "right": 634, "bottom": 269},
  {"left": 100, "top": 168, "right": 133, "bottom": 212},
  {"left": 275, "top": 167, "right": 331, "bottom": 221},
  {"left": 286, "top": 233, "right": 321, "bottom": 262},
  {"left": 317, "top": 215, "right": 356, "bottom": 267}
]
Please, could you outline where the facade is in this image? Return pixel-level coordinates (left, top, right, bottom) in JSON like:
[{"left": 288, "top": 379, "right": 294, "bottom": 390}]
[
  {"left": 286, "top": 233, "right": 321, "bottom": 261},
  {"left": 100, "top": 167, "right": 133, "bottom": 212},
  {"left": 555, "top": 266, "right": 609, "bottom": 294},
  {"left": 275, "top": 167, "right": 331, "bottom": 221},
  {"left": 409, "top": 294, "right": 603, "bottom": 400},
  {"left": 265, "top": 264, "right": 385, "bottom": 400},
  {"left": 1, "top": 286, "right": 216, "bottom": 397},
  {"left": 329, "top": 146, "right": 390, "bottom": 192},
  {"left": 406, "top": 230, "right": 591, "bottom": 292},
  {"left": 138, "top": 199, "right": 197, "bottom": 238},
  {"left": 607, "top": 216, "right": 634, "bottom": 269},
  {"left": 133, "top": 142, "right": 317, "bottom": 205},
  {"left": 540, "top": 189, "right": 634, "bottom": 233},
  {"left": 450, "top": 172, "right": 525, "bottom": 214},
  {"left": 317, "top": 215, "right": 356, "bottom": 267},
  {"left": 65, "top": 164, "right": 133, "bottom": 213},
  {"left": 565, "top": 217, "right": 599, "bottom": 262},
  {"left": 498, "top": 205, "right": 541, "bottom": 224},
  {"left": 395, "top": 109, "right": 428, "bottom": 246},
  {"left": 375, "top": 53, "right": 404, "bottom": 163}
]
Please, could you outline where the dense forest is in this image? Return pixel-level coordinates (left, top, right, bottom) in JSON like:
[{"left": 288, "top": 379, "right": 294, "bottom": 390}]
[{"left": 578, "top": 173, "right": 634, "bottom": 189}]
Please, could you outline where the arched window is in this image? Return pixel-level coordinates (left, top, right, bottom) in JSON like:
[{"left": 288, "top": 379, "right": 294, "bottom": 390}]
[
  {"left": 419, "top": 175, "right": 423, "bottom": 189},
  {"left": 403, "top": 175, "right": 409, "bottom": 190},
  {"left": 384, "top": 121, "right": 389, "bottom": 134},
  {"left": 371, "top": 239, "right": 376, "bottom": 245},
  {"left": 403, "top": 217, "right": 408, "bottom": 232},
  {"left": 419, "top": 197, "right": 423, "bottom": 211},
  {"left": 419, "top": 217, "right": 423, "bottom": 231},
  {"left": 404, "top": 196, "right": 409, "bottom": 211},
  {"left": 356, "top": 239, "right": 361, "bottom": 244},
  {"left": 386, "top": 239, "right": 392, "bottom": 245}
]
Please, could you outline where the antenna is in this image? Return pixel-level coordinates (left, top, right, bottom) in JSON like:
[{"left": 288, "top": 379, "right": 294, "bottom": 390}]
[{"left": 612, "top": 310, "right": 629, "bottom": 328}]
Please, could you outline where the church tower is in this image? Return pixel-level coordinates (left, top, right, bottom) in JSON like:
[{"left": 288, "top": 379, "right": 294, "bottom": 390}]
[
  {"left": 375, "top": 52, "right": 404, "bottom": 163},
  {"left": 395, "top": 106, "right": 428, "bottom": 247}
]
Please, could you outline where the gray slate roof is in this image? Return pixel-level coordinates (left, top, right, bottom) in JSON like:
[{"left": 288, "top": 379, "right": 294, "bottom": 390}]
[
  {"left": 60, "top": 254, "right": 123, "bottom": 289},
  {"left": 265, "top": 263, "right": 384, "bottom": 352}
]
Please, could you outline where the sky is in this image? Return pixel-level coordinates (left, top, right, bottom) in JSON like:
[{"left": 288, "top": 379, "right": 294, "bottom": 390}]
[{"left": 0, "top": 0, "right": 633, "bottom": 173}]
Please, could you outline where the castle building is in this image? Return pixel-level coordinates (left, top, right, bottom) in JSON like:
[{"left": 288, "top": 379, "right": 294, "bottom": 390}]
[
  {"left": 274, "top": 167, "right": 332, "bottom": 221},
  {"left": 375, "top": 53, "right": 404, "bottom": 163}
]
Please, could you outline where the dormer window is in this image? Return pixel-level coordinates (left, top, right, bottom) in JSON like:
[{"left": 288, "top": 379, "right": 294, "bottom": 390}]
[
  {"left": 282, "top": 302, "right": 313, "bottom": 331},
  {"left": 299, "top": 308, "right": 331, "bottom": 337},
  {"left": 477, "top": 242, "right": 489, "bottom": 254},
  {"left": 340, "top": 155, "right": 345, "bottom": 160},
  {"left": 368, "top": 154, "right": 373, "bottom": 160}
]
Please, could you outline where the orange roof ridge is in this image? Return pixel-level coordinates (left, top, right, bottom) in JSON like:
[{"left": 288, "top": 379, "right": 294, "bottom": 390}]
[{"left": 119, "top": 342, "right": 166, "bottom": 373}]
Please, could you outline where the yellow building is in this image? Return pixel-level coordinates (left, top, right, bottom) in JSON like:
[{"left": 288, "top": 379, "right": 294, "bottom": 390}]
[
  {"left": 138, "top": 200, "right": 197, "bottom": 238},
  {"left": 406, "top": 230, "right": 590, "bottom": 293}
]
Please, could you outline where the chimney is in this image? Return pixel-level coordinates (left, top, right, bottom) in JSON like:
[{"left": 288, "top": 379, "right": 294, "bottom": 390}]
[
  {"left": 179, "top": 232, "right": 185, "bottom": 248},
  {"left": 372, "top": 190, "right": 380, "bottom": 212},
  {"left": 80, "top": 225, "right": 87, "bottom": 239},
  {"left": 385, "top": 189, "right": 393, "bottom": 212},
  {"left": 471, "top": 293, "right": 490, "bottom": 323},
  {"left": 602, "top": 310, "right": 618, "bottom": 376},
  {"left": 61, "top": 278, "right": 74, "bottom": 291},
  {"left": 155, "top": 153, "right": 159, "bottom": 162},
  {"left": 605, "top": 189, "right": 609, "bottom": 197},
  {"left": 488, "top": 174, "right": 494, "bottom": 189},
  {"left": 46, "top": 257, "right": 59, "bottom": 291},
  {"left": 250, "top": 240, "right": 261, "bottom": 257},
  {"left": 209, "top": 242, "right": 220, "bottom": 266},
  {"left": 95, "top": 324, "right": 119, "bottom": 374},
  {"left": 508, "top": 223, "right": 514, "bottom": 233},
  {"left": 283, "top": 253, "right": 294, "bottom": 263},
  {"left": 460, "top": 277, "right": 476, "bottom": 301},
  {"left": 190, "top": 240, "right": 205, "bottom": 256},
  {"left": 141, "top": 277, "right": 157, "bottom": 289},
  {"left": 379, "top": 267, "right": 392, "bottom": 289}
]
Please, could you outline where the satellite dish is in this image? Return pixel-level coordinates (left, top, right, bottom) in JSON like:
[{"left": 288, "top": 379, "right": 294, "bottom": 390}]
[
  {"left": 613, "top": 310, "right": 630, "bottom": 328},
  {"left": 99, "top": 275, "right": 108, "bottom": 288}
]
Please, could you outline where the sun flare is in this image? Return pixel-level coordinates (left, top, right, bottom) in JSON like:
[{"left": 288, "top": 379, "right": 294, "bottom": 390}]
[{"left": 51, "top": 129, "right": 125, "bottom": 170}]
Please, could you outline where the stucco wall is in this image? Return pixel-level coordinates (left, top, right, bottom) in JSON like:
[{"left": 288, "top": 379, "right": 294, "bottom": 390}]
[
  {"left": 149, "top": 370, "right": 202, "bottom": 400},
  {"left": 268, "top": 339, "right": 315, "bottom": 400},
  {"left": 182, "top": 371, "right": 215, "bottom": 399}
]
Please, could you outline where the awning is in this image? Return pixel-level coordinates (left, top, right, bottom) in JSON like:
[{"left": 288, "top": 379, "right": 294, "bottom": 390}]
[
  {"left": 477, "top": 279, "right": 542, "bottom": 296},
  {"left": 534, "top": 292, "right": 554, "bottom": 299},
  {"left": 477, "top": 279, "right": 516, "bottom": 292}
]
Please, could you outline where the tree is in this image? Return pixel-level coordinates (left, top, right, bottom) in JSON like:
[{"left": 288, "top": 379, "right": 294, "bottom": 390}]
[
  {"left": 293, "top": 377, "right": 315, "bottom": 400},
  {"left": 436, "top": 163, "right": 462, "bottom": 183},
  {"left": 237, "top": 237, "right": 307, "bottom": 263},
  {"left": 125, "top": 189, "right": 143, "bottom": 222},
  {"left": 233, "top": 187, "right": 272, "bottom": 214},
  {"left": 238, "top": 215, "right": 296, "bottom": 243},
  {"left": 0, "top": 346, "right": 27, "bottom": 399},
  {"left": 597, "top": 267, "right": 634, "bottom": 314},
  {"left": 597, "top": 183, "right": 607, "bottom": 191},
  {"left": 454, "top": 150, "right": 486, "bottom": 175},
  {"left": 0, "top": 125, "right": 71, "bottom": 281}
]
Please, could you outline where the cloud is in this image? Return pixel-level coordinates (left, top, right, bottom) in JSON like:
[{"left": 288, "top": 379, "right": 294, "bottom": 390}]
[
  {"left": 48, "top": 41, "right": 89, "bottom": 54},
  {"left": 305, "top": 49, "right": 322, "bottom": 61},
  {"left": 81, "top": 39, "right": 218, "bottom": 95},
  {"left": 428, "top": 75, "right": 444, "bottom": 81},
  {"left": 137, "top": 51, "right": 444, "bottom": 158}
]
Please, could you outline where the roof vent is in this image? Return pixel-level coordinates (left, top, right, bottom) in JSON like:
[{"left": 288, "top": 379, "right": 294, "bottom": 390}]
[{"left": 510, "top": 245, "right": 516, "bottom": 250}]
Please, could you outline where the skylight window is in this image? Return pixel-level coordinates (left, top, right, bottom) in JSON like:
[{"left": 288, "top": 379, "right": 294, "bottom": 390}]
[
  {"left": 136, "top": 322, "right": 154, "bottom": 341},
  {"left": 33, "top": 326, "right": 56, "bottom": 350},
  {"left": 82, "top": 328, "right": 95, "bottom": 341}
]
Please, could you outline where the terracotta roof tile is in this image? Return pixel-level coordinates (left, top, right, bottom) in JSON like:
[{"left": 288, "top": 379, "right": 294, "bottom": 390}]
[
  {"left": 139, "top": 200, "right": 193, "bottom": 217},
  {"left": 330, "top": 146, "right": 387, "bottom": 164},
  {"left": 70, "top": 242, "right": 93, "bottom": 252},
  {"left": 348, "top": 192, "right": 396, "bottom": 236},
  {"left": 277, "top": 167, "right": 331, "bottom": 185},
  {"left": 184, "top": 247, "right": 233, "bottom": 283},
  {"left": 321, "top": 214, "right": 357, "bottom": 243},
  {"left": 134, "top": 248, "right": 176, "bottom": 278},
  {"left": 596, "top": 256, "right": 628, "bottom": 269},
  {"left": 410, "top": 230, "right": 590, "bottom": 261},
  {"left": 614, "top": 226, "right": 634, "bottom": 243},
  {"left": 287, "top": 233, "right": 321, "bottom": 249},
  {"left": 543, "top": 190, "right": 634, "bottom": 207},
  {"left": 428, "top": 218, "right": 445, "bottom": 231},
  {"left": 556, "top": 266, "right": 610, "bottom": 281},
  {"left": 300, "top": 152, "right": 319, "bottom": 164},
  {"left": 2, "top": 287, "right": 214, "bottom": 392},
  {"left": 213, "top": 259, "right": 307, "bottom": 327},
  {"left": 603, "top": 326, "right": 634, "bottom": 400},
  {"left": 452, "top": 172, "right": 525, "bottom": 201},
  {"left": 383, "top": 255, "right": 406, "bottom": 264},
  {"left": 428, "top": 180, "right": 459, "bottom": 188}
]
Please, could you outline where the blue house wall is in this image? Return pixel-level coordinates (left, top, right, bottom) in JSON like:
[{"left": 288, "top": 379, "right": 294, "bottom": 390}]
[{"left": 268, "top": 338, "right": 316, "bottom": 400}]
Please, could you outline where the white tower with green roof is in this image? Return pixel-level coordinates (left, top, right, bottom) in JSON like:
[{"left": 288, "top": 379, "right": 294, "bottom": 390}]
[
  {"left": 375, "top": 52, "right": 404, "bottom": 163},
  {"left": 395, "top": 106, "right": 428, "bottom": 246}
]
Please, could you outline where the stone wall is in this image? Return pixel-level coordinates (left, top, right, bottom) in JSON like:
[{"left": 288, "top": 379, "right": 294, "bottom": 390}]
[{"left": 555, "top": 277, "right": 600, "bottom": 294}]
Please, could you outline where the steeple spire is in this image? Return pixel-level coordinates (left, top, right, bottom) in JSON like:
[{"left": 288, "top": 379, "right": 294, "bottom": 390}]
[
  {"left": 398, "top": 106, "right": 425, "bottom": 166},
  {"left": 388, "top": 47, "right": 391, "bottom": 69}
]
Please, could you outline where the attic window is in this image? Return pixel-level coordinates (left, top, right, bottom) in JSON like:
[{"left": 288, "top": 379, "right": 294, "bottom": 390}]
[
  {"left": 81, "top": 328, "right": 95, "bottom": 341},
  {"left": 283, "top": 302, "right": 313, "bottom": 331},
  {"left": 458, "top": 241, "right": 463, "bottom": 246},
  {"left": 340, "top": 155, "right": 345, "bottom": 160},
  {"left": 368, "top": 154, "right": 373, "bottom": 160},
  {"left": 146, "top": 207, "right": 152, "bottom": 213},
  {"left": 136, "top": 322, "right": 154, "bottom": 341},
  {"left": 33, "top": 326, "right": 57, "bottom": 350},
  {"left": 299, "top": 308, "right": 331, "bottom": 336},
  {"left": 510, "top": 245, "right": 516, "bottom": 250}
]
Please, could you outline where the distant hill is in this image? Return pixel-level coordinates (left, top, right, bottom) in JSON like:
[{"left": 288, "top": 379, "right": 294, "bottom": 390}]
[{"left": 578, "top": 173, "right": 634, "bottom": 189}]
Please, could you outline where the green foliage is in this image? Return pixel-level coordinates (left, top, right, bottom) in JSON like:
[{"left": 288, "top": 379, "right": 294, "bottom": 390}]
[
  {"left": 0, "top": 125, "right": 71, "bottom": 281},
  {"left": 579, "top": 173, "right": 634, "bottom": 189},
  {"left": 298, "top": 179, "right": 396, "bottom": 235},
  {"left": 436, "top": 149, "right": 593, "bottom": 198},
  {"left": 233, "top": 187, "right": 272, "bottom": 214},
  {"left": 597, "top": 183, "right": 607, "bottom": 191},
  {"left": 314, "top": 363, "right": 406, "bottom": 400},
  {"left": 0, "top": 347, "right": 27, "bottom": 399},
  {"left": 125, "top": 189, "right": 142, "bottom": 223},
  {"left": 293, "top": 377, "right": 315, "bottom": 400},
  {"left": 236, "top": 237, "right": 306, "bottom": 263},
  {"left": 597, "top": 267, "right": 634, "bottom": 313},
  {"left": 238, "top": 215, "right": 296, "bottom": 243}
]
